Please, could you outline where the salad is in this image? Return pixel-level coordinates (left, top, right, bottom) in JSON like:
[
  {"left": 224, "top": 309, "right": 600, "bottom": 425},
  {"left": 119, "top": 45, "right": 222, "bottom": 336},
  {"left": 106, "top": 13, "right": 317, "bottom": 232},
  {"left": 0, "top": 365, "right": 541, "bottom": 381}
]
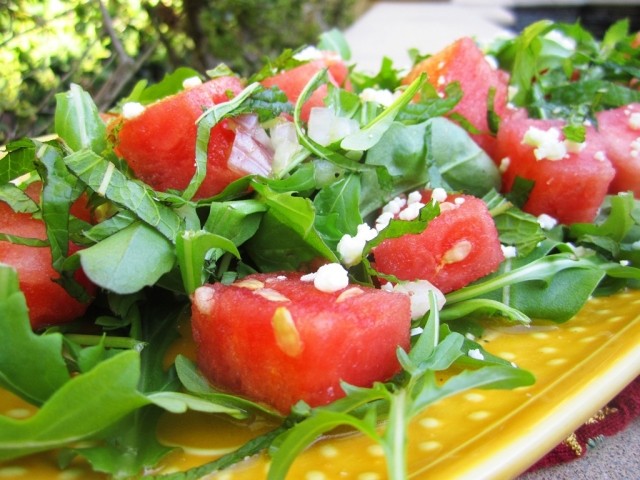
[{"left": 1, "top": 18, "right": 640, "bottom": 480}]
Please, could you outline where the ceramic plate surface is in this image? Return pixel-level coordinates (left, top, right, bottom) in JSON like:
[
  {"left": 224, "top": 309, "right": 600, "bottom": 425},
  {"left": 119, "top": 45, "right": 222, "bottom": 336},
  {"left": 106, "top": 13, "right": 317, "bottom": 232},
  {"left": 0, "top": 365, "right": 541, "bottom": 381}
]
[{"left": 2, "top": 290, "right": 640, "bottom": 479}]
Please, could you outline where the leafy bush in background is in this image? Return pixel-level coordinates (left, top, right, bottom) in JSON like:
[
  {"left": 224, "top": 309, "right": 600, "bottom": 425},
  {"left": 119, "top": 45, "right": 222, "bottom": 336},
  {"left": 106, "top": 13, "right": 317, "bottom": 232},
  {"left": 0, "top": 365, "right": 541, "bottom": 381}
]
[{"left": 0, "top": 0, "right": 366, "bottom": 143}]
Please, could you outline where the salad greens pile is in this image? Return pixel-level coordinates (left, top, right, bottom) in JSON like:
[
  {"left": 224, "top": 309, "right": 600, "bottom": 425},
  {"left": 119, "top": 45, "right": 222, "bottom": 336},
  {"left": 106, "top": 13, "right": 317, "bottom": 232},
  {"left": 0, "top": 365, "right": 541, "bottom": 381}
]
[{"left": 1, "top": 20, "right": 640, "bottom": 480}]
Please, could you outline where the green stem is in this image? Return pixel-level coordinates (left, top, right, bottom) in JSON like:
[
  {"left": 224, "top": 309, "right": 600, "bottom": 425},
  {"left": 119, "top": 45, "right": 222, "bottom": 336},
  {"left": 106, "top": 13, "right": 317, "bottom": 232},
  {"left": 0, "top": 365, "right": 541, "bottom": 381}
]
[
  {"left": 385, "top": 389, "right": 408, "bottom": 480},
  {"left": 64, "top": 334, "right": 146, "bottom": 351}
]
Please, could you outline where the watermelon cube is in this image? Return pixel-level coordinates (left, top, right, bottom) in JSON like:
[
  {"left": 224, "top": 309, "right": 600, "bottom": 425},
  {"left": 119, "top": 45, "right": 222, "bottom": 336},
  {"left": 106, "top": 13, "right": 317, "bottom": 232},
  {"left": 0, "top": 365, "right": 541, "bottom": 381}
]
[
  {"left": 373, "top": 191, "right": 504, "bottom": 294},
  {"left": 113, "top": 76, "right": 256, "bottom": 198},
  {"left": 595, "top": 103, "right": 640, "bottom": 197},
  {"left": 403, "top": 37, "right": 511, "bottom": 159},
  {"left": 496, "top": 111, "right": 615, "bottom": 224},
  {"left": 191, "top": 271, "right": 411, "bottom": 413}
]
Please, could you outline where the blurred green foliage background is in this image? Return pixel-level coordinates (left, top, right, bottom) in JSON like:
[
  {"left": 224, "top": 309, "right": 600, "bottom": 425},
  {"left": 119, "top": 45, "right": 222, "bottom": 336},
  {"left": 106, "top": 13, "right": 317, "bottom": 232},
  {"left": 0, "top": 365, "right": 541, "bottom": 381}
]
[{"left": 0, "top": 0, "right": 367, "bottom": 143}]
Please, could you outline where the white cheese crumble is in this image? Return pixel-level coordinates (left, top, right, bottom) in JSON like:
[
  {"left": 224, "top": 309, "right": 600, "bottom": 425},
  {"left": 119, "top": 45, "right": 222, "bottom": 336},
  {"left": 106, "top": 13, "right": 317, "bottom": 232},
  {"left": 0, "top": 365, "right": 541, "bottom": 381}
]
[
  {"left": 398, "top": 201, "right": 424, "bottom": 221},
  {"left": 629, "top": 112, "right": 640, "bottom": 130},
  {"left": 182, "top": 76, "right": 203, "bottom": 89},
  {"left": 501, "top": 244, "right": 518, "bottom": 259},
  {"left": 382, "top": 280, "right": 446, "bottom": 320},
  {"left": 122, "top": 102, "right": 145, "bottom": 119},
  {"left": 293, "top": 46, "right": 324, "bottom": 61},
  {"left": 381, "top": 196, "right": 407, "bottom": 215},
  {"left": 565, "top": 139, "right": 586, "bottom": 154},
  {"left": 301, "top": 263, "right": 349, "bottom": 293},
  {"left": 431, "top": 187, "right": 448, "bottom": 203},
  {"left": 468, "top": 348, "right": 485, "bottom": 361},
  {"left": 359, "top": 88, "right": 400, "bottom": 107},
  {"left": 375, "top": 211, "right": 394, "bottom": 231},
  {"left": 620, "top": 259, "right": 631, "bottom": 266},
  {"left": 337, "top": 223, "right": 378, "bottom": 266},
  {"left": 522, "top": 126, "right": 567, "bottom": 161},
  {"left": 407, "top": 190, "right": 423, "bottom": 205},
  {"left": 537, "top": 213, "right": 558, "bottom": 230}
]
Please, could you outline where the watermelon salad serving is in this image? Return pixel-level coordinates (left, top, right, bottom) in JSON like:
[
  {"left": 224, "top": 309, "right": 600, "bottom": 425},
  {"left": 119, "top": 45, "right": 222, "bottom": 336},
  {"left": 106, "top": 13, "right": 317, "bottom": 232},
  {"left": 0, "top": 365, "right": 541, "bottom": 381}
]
[{"left": 1, "top": 19, "right": 640, "bottom": 479}]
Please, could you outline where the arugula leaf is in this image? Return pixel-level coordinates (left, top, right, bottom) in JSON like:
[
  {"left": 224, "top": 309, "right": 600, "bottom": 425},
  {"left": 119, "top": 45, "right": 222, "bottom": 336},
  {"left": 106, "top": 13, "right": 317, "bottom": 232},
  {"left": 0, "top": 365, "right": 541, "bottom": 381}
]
[
  {"left": 54, "top": 83, "right": 106, "bottom": 154},
  {"left": 313, "top": 173, "right": 363, "bottom": 250},
  {"left": 130, "top": 67, "right": 201, "bottom": 104},
  {"left": 340, "top": 73, "right": 425, "bottom": 151},
  {"left": 0, "top": 350, "right": 149, "bottom": 462},
  {"left": 0, "top": 138, "right": 38, "bottom": 184},
  {"left": 64, "top": 149, "right": 184, "bottom": 241},
  {"left": 77, "top": 222, "right": 176, "bottom": 294},
  {"left": 0, "top": 183, "right": 39, "bottom": 214},
  {"left": 0, "top": 265, "right": 70, "bottom": 405},
  {"left": 249, "top": 180, "right": 338, "bottom": 264},
  {"left": 176, "top": 230, "right": 240, "bottom": 294},
  {"left": 317, "top": 28, "right": 351, "bottom": 60}
]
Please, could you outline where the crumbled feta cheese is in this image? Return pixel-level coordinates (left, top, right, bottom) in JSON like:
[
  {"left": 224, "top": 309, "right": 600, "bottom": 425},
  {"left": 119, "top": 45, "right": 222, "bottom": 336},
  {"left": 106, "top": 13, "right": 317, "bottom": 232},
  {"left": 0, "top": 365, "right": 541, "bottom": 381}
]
[
  {"left": 431, "top": 187, "right": 448, "bottom": 203},
  {"left": 359, "top": 88, "right": 400, "bottom": 107},
  {"left": 407, "top": 190, "right": 423, "bottom": 205},
  {"left": 122, "top": 102, "right": 145, "bottom": 119},
  {"left": 437, "top": 75, "right": 446, "bottom": 86},
  {"left": 182, "top": 76, "right": 203, "bottom": 89},
  {"left": 594, "top": 151, "right": 607, "bottom": 162},
  {"left": 387, "top": 280, "right": 446, "bottom": 320},
  {"left": 375, "top": 211, "right": 394, "bottom": 231},
  {"left": 537, "top": 213, "right": 558, "bottom": 230},
  {"left": 337, "top": 223, "right": 378, "bottom": 266},
  {"left": 507, "top": 86, "right": 519, "bottom": 102},
  {"left": 382, "top": 196, "right": 407, "bottom": 215},
  {"left": 629, "top": 112, "right": 640, "bottom": 130},
  {"left": 620, "top": 259, "right": 631, "bottom": 266},
  {"left": 454, "top": 197, "right": 466, "bottom": 206},
  {"left": 398, "top": 201, "right": 424, "bottom": 221},
  {"left": 501, "top": 244, "right": 518, "bottom": 259},
  {"left": 565, "top": 139, "right": 586, "bottom": 153},
  {"left": 522, "top": 126, "right": 567, "bottom": 161},
  {"left": 468, "top": 349, "right": 485, "bottom": 361},
  {"left": 293, "top": 46, "right": 324, "bottom": 61},
  {"left": 499, "top": 157, "right": 511, "bottom": 173},
  {"left": 304, "top": 263, "right": 349, "bottom": 293},
  {"left": 337, "top": 235, "right": 366, "bottom": 267}
]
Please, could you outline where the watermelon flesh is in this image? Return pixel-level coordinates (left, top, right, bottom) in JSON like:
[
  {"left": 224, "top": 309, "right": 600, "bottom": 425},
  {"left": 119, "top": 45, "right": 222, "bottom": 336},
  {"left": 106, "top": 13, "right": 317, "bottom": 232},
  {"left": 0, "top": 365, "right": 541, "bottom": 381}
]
[
  {"left": 595, "top": 103, "right": 640, "bottom": 197},
  {"left": 0, "top": 184, "right": 96, "bottom": 329},
  {"left": 261, "top": 54, "right": 350, "bottom": 122},
  {"left": 191, "top": 272, "right": 411, "bottom": 413},
  {"left": 373, "top": 192, "right": 504, "bottom": 294},
  {"left": 496, "top": 111, "right": 616, "bottom": 224},
  {"left": 403, "top": 36, "right": 510, "bottom": 159},
  {"left": 113, "top": 76, "right": 271, "bottom": 198}
]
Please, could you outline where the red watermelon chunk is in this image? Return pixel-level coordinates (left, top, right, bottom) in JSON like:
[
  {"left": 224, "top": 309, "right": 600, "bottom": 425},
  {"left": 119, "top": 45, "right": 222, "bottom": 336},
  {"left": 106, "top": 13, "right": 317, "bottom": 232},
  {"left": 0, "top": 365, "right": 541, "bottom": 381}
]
[
  {"left": 261, "top": 53, "right": 350, "bottom": 122},
  {"left": 113, "top": 76, "right": 269, "bottom": 198},
  {"left": 373, "top": 191, "right": 504, "bottom": 294},
  {"left": 496, "top": 111, "right": 615, "bottom": 224},
  {"left": 595, "top": 103, "right": 640, "bottom": 197},
  {"left": 403, "top": 37, "right": 511, "bottom": 159},
  {"left": 0, "top": 183, "right": 96, "bottom": 329},
  {"left": 191, "top": 271, "right": 411, "bottom": 413}
]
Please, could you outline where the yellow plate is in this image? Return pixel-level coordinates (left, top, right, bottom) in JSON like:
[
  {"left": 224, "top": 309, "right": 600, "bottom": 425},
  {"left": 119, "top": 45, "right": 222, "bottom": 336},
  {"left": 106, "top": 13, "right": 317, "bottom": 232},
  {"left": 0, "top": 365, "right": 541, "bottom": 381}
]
[{"left": 2, "top": 290, "right": 640, "bottom": 479}]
